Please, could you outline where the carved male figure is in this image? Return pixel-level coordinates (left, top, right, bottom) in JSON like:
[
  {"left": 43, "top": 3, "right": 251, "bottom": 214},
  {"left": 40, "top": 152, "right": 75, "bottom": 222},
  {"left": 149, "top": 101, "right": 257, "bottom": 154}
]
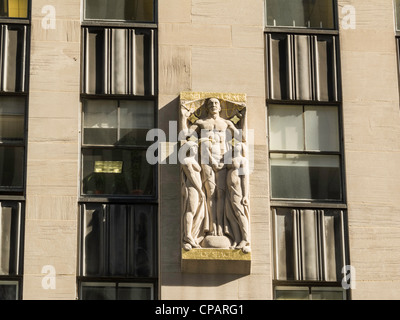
[{"left": 188, "top": 98, "right": 240, "bottom": 236}]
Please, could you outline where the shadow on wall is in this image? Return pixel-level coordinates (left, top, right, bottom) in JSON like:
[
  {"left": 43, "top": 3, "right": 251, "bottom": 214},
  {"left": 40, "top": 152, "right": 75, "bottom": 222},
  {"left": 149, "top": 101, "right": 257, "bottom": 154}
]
[{"left": 161, "top": 272, "right": 248, "bottom": 287}]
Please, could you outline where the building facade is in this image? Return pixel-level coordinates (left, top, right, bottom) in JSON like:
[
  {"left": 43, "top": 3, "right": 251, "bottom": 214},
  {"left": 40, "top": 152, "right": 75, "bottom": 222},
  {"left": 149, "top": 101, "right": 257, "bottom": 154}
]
[{"left": 0, "top": 0, "right": 399, "bottom": 300}]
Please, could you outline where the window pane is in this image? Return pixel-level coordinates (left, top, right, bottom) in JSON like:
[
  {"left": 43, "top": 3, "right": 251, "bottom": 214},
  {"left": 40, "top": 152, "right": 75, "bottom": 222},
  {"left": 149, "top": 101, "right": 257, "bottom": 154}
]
[
  {"left": 0, "top": 281, "right": 18, "bottom": 300},
  {"left": 315, "top": 36, "right": 337, "bottom": 101},
  {"left": 266, "top": 34, "right": 338, "bottom": 102},
  {"left": 83, "top": 100, "right": 118, "bottom": 145},
  {"left": 81, "top": 204, "right": 157, "bottom": 277},
  {"left": 304, "top": 106, "right": 339, "bottom": 152},
  {"left": 270, "top": 154, "right": 341, "bottom": 200},
  {"left": 108, "top": 205, "right": 128, "bottom": 276},
  {"left": 269, "top": 105, "right": 304, "bottom": 151},
  {"left": 273, "top": 208, "right": 346, "bottom": 282},
  {"left": 0, "top": 203, "right": 21, "bottom": 276},
  {"left": 0, "top": 0, "right": 28, "bottom": 18},
  {"left": 129, "top": 205, "right": 157, "bottom": 277},
  {"left": 266, "top": 0, "right": 335, "bottom": 29},
  {"left": 266, "top": 33, "right": 291, "bottom": 100},
  {"left": 84, "top": 0, "right": 153, "bottom": 22},
  {"left": 275, "top": 287, "right": 309, "bottom": 300},
  {"left": 82, "top": 149, "right": 154, "bottom": 196},
  {"left": 0, "top": 146, "right": 24, "bottom": 190},
  {"left": 120, "top": 101, "right": 154, "bottom": 146},
  {"left": 118, "top": 284, "right": 153, "bottom": 300},
  {"left": 294, "top": 35, "right": 312, "bottom": 100},
  {"left": 82, "top": 204, "right": 106, "bottom": 277},
  {"left": 311, "top": 287, "right": 345, "bottom": 300},
  {"left": 0, "top": 25, "right": 28, "bottom": 93},
  {"left": 0, "top": 97, "right": 25, "bottom": 141},
  {"left": 81, "top": 282, "right": 116, "bottom": 300}
]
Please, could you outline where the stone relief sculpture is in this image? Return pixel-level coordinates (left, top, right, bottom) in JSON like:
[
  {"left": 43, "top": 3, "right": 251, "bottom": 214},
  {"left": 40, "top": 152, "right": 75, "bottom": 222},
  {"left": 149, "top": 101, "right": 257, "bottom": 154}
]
[{"left": 180, "top": 92, "right": 250, "bottom": 253}]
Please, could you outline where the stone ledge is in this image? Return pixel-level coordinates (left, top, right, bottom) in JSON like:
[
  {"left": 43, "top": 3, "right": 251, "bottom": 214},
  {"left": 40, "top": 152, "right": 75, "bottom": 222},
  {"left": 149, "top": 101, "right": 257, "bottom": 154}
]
[
  {"left": 180, "top": 91, "right": 247, "bottom": 103},
  {"left": 181, "top": 249, "right": 251, "bottom": 275}
]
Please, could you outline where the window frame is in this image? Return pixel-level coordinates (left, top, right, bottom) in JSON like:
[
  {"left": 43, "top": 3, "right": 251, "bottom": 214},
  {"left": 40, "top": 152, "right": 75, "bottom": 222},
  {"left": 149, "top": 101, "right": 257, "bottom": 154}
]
[
  {"left": 271, "top": 206, "right": 350, "bottom": 282},
  {"left": 0, "top": 95, "right": 28, "bottom": 195},
  {"left": 274, "top": 284, "right": 349, "bottom": 300},
  {"left": 265, "top": 0, "right": 350, "bottom": 299},
  {"left": 77, "top": 202, "right": 158, "bottom": 300},
  {"left": 395, "top": 0, "right": 400, "bottom": 33},
  {"left": 0, "top": 201, "right": 25, "bottom": 300},
  {"left": 81, "top": 0, "right": 158, "bottom": 28},
  {"left": 267, "top": 100, "right": 346, "bottom": 204},
  {"left": 0, "top": 0, "right": 31, "bottom": 23},
  {"left": 80, "top": 96, "right": 158, "bottom": 201},
  {"left": 77, "top": 202, "right": 158, "bottom": 279},
  {"left": 78, "top": 279, "right": 156, "bottom": 300},
  {"left": 78, "top": 4, "right": 158, "bottom": 300}
]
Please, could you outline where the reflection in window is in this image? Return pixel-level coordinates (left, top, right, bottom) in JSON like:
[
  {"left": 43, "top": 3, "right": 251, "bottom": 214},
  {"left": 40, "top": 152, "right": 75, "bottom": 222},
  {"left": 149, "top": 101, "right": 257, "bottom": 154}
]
[
  {"left": 0, "top": 97, "right": 25, "bottom": 142},
  {"left": 80, "top": 203, "right": 157, "bottom": 278},
  {"left": 84, "top": 0, "right": 154, "bottom": 23},
  {"left": 82, "top": 149, "right": 154, "bottom": 196},
  {"left": 0, "top": 97, "right": 25, "bottom": 191},
  {"left": 265, "top": 0, "right": 335, "bottom": 29},
  {"left": 0, "top": 202, "right": 23, "bottom": 277},
  {"left": 83, "top": 100, "right": 154, "bottom": 146},
  {"left": 272, "top": 208, "right": 347, "bottom": 281},
  {"left": 269, "top": 105, "right": 340, "bottom": 152},
  {"left": 270, "top": 154, "right": 341, "bottom": 200},
  {"left": 0, "top": 25, "right": 28, "bottom": 93},
  {"left": 266, "top": 33, "right": 338, "bottom": 102},
  {"left": 80, "top": 282, "right": 153, "bottom": 300},
  {"left": 268, "top": 104, "right": 342, "bottom": 201},
  {"left": 275, "top": 286, "right": 345, "bottom": 300},
  {"left": 0, "top": 281, "right": 19, "bottom": 300},
  {"left": 82, "top": 28, "right": 155, "bottom": 96},
  {"left": 0, "top": 0, "right": 28, "bottom": 19}
]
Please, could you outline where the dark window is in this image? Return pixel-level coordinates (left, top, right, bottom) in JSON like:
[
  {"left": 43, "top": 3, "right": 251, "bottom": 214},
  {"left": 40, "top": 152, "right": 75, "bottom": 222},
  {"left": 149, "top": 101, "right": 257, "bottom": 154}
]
[
  {"left": 265, "top": 0, "right": 335, "bottom": 29},
  {"left": 80, "top": 203, "right": 157, "bottom": 278},
  {"left": 81, "top": 99, "right": 155, "bottom": 197},
  {"left": 84, "top": 0, "right": 154, "bottom": 23},
  {"left": 80, "top": 282, "right": 153, "bottom": 300},
  {"left": 0, "top": 281, "right": 19, "bottom": 300},
  {"left": 274, "top": 286, "right": 346, "bottom": 300},
  {"left": 0, "top": 96, "right": 25, "bottom": 193},
  {"left": 79, "top": 203, "right": 157, "bottom": 294}
]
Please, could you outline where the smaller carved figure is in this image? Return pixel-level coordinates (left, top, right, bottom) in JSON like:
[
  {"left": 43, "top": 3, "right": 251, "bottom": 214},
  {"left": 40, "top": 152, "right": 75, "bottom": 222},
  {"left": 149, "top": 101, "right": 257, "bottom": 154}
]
[
  {"left": 181, "top": 141, "right": 207, "bottom": 250},
  {"left": 225, "top": 142, "right": 250, "bottom": 251}
]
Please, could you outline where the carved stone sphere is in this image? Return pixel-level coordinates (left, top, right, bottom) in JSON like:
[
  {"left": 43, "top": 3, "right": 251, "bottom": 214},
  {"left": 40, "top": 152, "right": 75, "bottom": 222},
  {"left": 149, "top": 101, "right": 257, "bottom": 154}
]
[{"left": 201, "top": 236, "right": 232, "bottom": 249}]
